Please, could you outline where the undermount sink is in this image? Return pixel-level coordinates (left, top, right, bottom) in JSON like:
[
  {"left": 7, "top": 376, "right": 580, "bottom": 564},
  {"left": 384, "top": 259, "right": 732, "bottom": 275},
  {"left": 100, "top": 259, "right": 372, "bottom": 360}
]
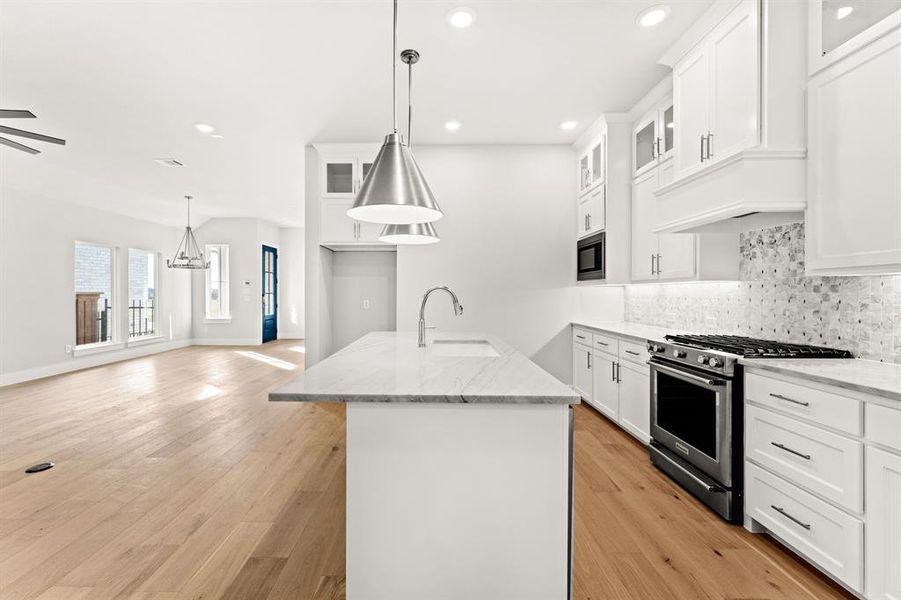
[{"left": 429, "top": 339, "right": 499, "bottom": 357}]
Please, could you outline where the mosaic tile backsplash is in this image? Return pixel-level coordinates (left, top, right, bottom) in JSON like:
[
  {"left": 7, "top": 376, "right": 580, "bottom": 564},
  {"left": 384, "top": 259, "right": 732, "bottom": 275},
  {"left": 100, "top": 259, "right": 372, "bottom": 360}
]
[{"left": 624, "top": 222, "right": 901, "bottom": 364}]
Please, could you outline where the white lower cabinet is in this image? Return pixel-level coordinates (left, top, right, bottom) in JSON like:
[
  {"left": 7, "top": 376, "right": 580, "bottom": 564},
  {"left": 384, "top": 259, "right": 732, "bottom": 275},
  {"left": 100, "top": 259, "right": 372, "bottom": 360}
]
[
  {"left": 571, "top": 326, "right": 651, "bottom": 445},
  {"left": 617, "top": 360, "right": 650, "bottom": 443},
  {"left": 866, "top": 446, "right": 901, "bottom": 600},
  {"left": 745, "top": 368, "right": 901, "bottom": 598},
  {"left": 591, "top": 351, "right": 619, "bottom": 421}
]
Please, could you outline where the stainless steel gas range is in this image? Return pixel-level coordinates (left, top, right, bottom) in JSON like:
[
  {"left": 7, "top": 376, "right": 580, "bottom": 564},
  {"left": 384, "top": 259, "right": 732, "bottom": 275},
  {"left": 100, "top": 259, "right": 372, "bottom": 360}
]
[{"left": 646, "top": 334, "right": 852, "bottom": 523}]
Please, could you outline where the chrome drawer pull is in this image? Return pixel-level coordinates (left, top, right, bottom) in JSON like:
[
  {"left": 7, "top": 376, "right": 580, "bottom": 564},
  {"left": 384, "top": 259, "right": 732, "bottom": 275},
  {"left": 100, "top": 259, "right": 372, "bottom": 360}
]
[
  {"left": 770, "top": 505, "right": 811, "bottom": 530},
  {"left": 576, "top": 334, "right": 586, "bottom": 340},
  {"left": 769, "top": 393, "right": 810, "bottom": 407},
  {"left": 625, "top": 350, "right": 640, "bottom": 356},
  {"left": 596, "top": 341, "right": 608, "bottom": 346},
  {"left": 770, "top": 442, "right": 811, "bottom": 460}
]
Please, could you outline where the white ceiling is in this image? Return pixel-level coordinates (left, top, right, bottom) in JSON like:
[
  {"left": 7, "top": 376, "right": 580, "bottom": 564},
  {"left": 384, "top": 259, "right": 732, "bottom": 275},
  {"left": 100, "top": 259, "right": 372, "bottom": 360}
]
[{"left": 0, "top": 0, "right": 713, "bottom": 227}]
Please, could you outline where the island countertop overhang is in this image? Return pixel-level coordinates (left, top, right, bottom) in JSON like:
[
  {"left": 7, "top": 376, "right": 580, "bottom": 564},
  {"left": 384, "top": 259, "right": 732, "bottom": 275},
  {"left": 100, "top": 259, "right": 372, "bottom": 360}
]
[{"left": 269, "top": 331, "right": 580, "bottom": 405}]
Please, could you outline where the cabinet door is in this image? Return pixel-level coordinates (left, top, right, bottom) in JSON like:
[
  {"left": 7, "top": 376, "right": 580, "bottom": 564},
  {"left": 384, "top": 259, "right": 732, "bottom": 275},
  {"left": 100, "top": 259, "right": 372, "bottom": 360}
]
[
  {"left": 657, "top": 233, "right": 697, "bottom": 281},
  {"left": 591, "top": 353, "right": 619, "bottom": 421},
  {"left": 807, "top": 31, "right": 901, "bottom": 274},
  {"left": 866, "top": 446, "right": 901, "bottom": 600},
  {"left": 579, "top": 153, "right": 591, "bottom": 194},
  {"left": 618, "top": 361, "right": 650, "bottom": 444},
  {"left": 673, "top": 46, "right": 710, "bottom": 179},
  {"left": 573, "top": 345, "right": 593, "bottom": 402},
  {"left": 659, "top": 103, "right": 675, "bottom": 161},
  {"left": 709, "top": 0, "right": 759, "bottom": 163},
  {"left": 321, "top": 199, "right": 357, "bottom": 242},
  {"left": 587, "top": 185, "right": 605, "bottom": 234},
  {"left": 577, "top": 197, "right": 592, "bottom": 239},
  {"left": 356, "top": 220, "right": 384, "bottom": 243},
  {"left": 633, "top": 115, "right": 658, "bottom": 177},
  {"left": 659, "top": 157, "right": 676, "bottom": 187},
  {"left": 630, "top": 170, "right": 659, "bottom": 282},
  {"left": 591, "top": 137, "right": 605, "bottom": 185},
  {"left": 321, "top": 157, "right": 357, "bottom": 198}
]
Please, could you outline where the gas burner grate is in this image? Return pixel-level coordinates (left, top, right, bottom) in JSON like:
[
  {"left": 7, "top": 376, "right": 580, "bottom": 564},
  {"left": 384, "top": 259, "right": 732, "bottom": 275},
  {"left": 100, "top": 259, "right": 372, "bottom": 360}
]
[{"left": 664, "top": 334, "right": 854, "bottom": 359}]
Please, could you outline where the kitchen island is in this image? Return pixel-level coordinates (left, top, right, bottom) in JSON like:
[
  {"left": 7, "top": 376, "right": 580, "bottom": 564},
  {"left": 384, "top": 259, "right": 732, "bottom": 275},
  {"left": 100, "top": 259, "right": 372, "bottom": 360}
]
[{"left": 270, "top": 331, "right": 579, "bottom": 600}]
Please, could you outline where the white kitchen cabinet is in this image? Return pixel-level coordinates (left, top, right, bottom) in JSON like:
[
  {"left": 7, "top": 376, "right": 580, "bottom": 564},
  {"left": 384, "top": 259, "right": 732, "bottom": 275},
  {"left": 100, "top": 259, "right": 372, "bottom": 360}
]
[
  {"left": 591, "top": 351, "right": 619, "bottom": 421},
  {"left": 573, "top": 344, "right": 592, "bottom": 404},
  {"left": 809, "top": 0, "right": 901, "bottom": 74},
  {"left": 673, "top": 46, "right": 711, "bottom": 179},
  {"left": 631, "top": 169, "right": 700, "bottom": 282},
  {"left": 321, "top": 199, "right": 358, "bottom": 243},
  {"left": 578, "top": 135, "right": 605, "bottom": 196},
  {"left": 577, "top": 184, "right": 605, "bottom": 239},
  {"left": 806, "top": 26, "right": 901, "bottom": 275},
  {"left": 617, "top": 360, "right": 650, "bottom": 444},
  {"left": 866, "top": 445, "right": 901, "bottom": 600},
  {"left": 634, "top": 99, "right": 675, "bottom": 178}
]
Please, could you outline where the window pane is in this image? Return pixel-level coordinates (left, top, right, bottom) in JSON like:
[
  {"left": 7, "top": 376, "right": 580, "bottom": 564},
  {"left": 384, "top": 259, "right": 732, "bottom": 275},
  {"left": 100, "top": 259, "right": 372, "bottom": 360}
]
[
  {"left": 128, "top": 249, "right": 157, "bottom": 338},
  {"left": 206, "top": 244, "right": 230, "bottom": 319},
  {"left": 75, "top": 243, "right": 113, "bottom": 346}
]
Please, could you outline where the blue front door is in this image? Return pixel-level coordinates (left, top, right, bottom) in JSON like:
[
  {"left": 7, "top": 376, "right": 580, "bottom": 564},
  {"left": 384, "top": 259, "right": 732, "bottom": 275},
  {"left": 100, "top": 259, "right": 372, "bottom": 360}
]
[{"left": 262, "top": 245, "right": 277, "bottom": 343}]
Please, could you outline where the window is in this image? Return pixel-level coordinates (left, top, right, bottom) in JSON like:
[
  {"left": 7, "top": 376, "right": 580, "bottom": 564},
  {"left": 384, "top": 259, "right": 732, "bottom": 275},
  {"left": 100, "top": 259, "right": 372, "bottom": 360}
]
[
  {"left": 205, "top": 244, "right": 230, "bottom": 319},
  {"left": 74, "top": 242, "right": 115, "bottom": 346},
  {"left": 128, "top": 249, "right": 158, "bottom": 338}
]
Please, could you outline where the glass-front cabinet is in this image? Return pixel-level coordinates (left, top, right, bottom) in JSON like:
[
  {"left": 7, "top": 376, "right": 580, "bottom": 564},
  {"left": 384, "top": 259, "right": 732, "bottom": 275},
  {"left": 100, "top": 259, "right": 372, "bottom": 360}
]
[
  {"left": 810, "top": 0, "right": 901, "bottom": 73},
  {"left": 633, "top": 98, "right": 674, "bottom": 178},
  {"left": 322, "top": 157, "right": 374, "bottom": 199},
  {"left": 578, "top": 135, "right": 605, "bottom": 196}
]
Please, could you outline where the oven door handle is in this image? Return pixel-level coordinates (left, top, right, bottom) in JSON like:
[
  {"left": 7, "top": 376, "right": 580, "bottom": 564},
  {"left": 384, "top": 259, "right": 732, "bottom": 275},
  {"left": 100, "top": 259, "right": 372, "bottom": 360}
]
[{"left": 651, "top": 361, "right": 725, "bottom": 387}]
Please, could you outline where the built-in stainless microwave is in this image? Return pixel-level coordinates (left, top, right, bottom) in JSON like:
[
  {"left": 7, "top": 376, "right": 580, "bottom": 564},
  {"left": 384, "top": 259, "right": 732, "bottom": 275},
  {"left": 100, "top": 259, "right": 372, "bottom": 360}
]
[{"left": 577, "top": 231, "right": 605, "bottom": 281}]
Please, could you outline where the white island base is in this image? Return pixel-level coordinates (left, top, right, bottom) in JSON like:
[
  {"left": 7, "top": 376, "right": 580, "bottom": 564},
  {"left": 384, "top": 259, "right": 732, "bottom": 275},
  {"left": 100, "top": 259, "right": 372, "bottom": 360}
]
[{"left": 346, "top": 402, "right": 572, "bottom": 600}]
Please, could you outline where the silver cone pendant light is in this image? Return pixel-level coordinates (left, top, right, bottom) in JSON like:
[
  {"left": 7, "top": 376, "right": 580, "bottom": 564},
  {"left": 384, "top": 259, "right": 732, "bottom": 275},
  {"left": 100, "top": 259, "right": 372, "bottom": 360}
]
[
  {"left": 167, "top": 195, "right": 210, "bottom": 269},
  {"left": 347, "top": 0, "right": 442, "bottom": 226},
  {"left": 379, "top": 222, "right": 440, "bottom": 245}
]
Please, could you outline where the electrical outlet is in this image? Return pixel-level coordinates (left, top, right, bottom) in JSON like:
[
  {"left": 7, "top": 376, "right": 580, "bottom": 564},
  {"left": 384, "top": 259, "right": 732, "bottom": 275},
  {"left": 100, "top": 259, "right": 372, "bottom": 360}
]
[
  {"left": 65, "top": 344, "right": 72, "bottom": 354},
  {"left": 362, "top": 299, "right": 370, "bottom": 310}
]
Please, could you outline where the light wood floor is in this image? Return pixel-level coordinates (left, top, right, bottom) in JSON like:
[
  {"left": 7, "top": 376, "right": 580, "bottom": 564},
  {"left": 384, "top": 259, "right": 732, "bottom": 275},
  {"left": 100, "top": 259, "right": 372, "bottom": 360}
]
[{"left": 0, "top": 341, "right": 853, "bottom": 600}]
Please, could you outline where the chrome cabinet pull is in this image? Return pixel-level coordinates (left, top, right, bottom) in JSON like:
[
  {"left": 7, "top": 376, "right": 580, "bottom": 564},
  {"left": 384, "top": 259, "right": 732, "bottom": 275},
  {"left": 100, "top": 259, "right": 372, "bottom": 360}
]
[
  {"left": 596, "top": 340, "right": 608, "bottom": 347},
  {"left": 700, "top": 134, "right": 706, "bottom": 162},
  {"left": 611, "top": 361, "right": 616, "bottom": 382},
  {"left": 655, "top": 137, "right": 662, "bottom": 159},
  {"left": 656, "top": 253, "right": 662, "bottom": 274},
  {"left": 706, "top": 132, "right": 714, "bottom": 159},
  {"left": 625, "top": 350, "right": 640, "bottom": 356},
  {"left": 587, "top": 353, "right": 592, "bottom": 369},
  {"left": 575, "top": 334, "right": 586, "bottom": 340},
  {"left": 587, "top": 213, "right": 592, "bottom": 230},
  {"left": 769, "top": 393, "right": 810, "bottom": 407},
  {"left": 770, "top": 442, "right": 811, "bottom": 460},
  {"left": 651, "top": 254, "right": 656, "bottom": 275},
  {"left": 770, "top": 505, "right": 811, "bottom": 530},
  {"left": 615, "top": 362, "right": 621, "bottom": 383}
]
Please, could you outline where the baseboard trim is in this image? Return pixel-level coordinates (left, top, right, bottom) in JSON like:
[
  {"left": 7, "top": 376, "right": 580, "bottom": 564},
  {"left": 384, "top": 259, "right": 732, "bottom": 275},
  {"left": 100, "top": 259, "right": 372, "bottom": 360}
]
[
  {"left": 191, "top": 338, "right": 262, "bottom": 346},
  {"left": 0, "top": 339, "right": 193, "bottom": 387}
]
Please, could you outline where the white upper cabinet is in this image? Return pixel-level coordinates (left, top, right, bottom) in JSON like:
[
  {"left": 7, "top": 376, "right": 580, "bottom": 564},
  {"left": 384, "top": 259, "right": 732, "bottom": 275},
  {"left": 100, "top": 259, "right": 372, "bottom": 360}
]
[
  {"left": 578, "top": 184, "right": 605, "bottom": 239},
  {"left": 806, "top": 22, "right": 901, "bottom": 275},
  {"left": 673, "top": 47, "right": 711, "bottom": 179},
  {"left": 578, "top": 135, "right": 605, "bottom": 196},
  {"left": 633, "top": 99, "right": 675, "bottom": 178},
  {"left": 655, "top": 0, "right": 808, "bottom": 234},
  {"left": 810, "top": 0, "right": 901, "bottom": 74}
]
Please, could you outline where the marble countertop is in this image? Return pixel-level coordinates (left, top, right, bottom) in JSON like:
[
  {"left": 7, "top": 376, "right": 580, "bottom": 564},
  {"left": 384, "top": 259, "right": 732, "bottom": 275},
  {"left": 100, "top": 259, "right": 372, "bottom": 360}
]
[
  {"left": 570, "top": 320, "right": 681, "bottom": 344},
  {"left": 740, "top": 358, "right": 901, "bottom": 402},
  {"left": 269, "top": 331, "right": 580, "bottom": 405}
]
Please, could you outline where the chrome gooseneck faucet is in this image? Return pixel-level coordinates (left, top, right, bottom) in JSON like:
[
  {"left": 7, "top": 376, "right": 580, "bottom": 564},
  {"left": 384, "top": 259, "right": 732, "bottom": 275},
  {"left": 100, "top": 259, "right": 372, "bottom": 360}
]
[{"left": 418, "top": 286, "right": 464, "bottom": 347}]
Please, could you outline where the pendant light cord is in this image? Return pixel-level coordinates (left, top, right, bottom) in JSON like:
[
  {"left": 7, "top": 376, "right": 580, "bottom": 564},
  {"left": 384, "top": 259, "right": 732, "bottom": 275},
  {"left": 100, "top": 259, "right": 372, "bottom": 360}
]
[
  {"left": 392, "top": 0, "right": 397, "bottom": 133},
  {"left": 407, "top": 57, "right": 413, "bottom": 147}
]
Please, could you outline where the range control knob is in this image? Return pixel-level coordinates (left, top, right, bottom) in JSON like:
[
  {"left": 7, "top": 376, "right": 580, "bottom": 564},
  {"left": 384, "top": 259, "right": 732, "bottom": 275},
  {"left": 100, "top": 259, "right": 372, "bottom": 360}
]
[
  {"left": 671, "top": 349, "right": 687, "bottom": 359},
  {"left": 707, "top": 357, "right": 722, "bottom": 368},
  {"left": 697, "top": 355, "right": 709, "bottom": 365},
  {"left": 648, "top": 344, "right": 664, "bottom": 353}
]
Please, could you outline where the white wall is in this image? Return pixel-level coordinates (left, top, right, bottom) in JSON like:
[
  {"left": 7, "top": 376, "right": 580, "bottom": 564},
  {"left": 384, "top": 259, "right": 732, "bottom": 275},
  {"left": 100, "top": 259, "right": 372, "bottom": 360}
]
[
  {"left": 396, "top": 146, "right": 623, "bottom": 383},
  {"left": 0, "top": 191, "right": 193, "bottom": 384},
  {"left": 332, "top": 252, "right": 397, "bottom": 351},
  {"left": 278, "top": 226, "right": 305, "bottom": 339}
]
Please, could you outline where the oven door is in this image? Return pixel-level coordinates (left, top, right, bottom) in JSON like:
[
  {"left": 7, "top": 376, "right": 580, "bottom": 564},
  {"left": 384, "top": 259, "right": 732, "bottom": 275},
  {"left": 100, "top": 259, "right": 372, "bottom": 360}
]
[{"left": 650, "top": 358, "right": 734, "bottom": 486}]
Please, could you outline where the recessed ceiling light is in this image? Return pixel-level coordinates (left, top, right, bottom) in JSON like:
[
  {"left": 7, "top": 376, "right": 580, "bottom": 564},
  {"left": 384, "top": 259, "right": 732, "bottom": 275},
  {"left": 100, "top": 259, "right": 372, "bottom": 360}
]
[
  {"left": 210, "top": 133, "right": 225, "bottom": 139},
  {"left": 447, "top": 7, "right": 476, "bottom": 28},
  {"left": 154, "top": 158, "right": 184, "bottom": 168},
  {"left": 636, "top": 4, "right": 671, "bottom": 27},
  {"left": 193, "top": 122, "right": 215, "bottom": 135},
  {"left": 560, "top": 120, "right": 578, "bottom": 131},
  {"left": 836, "top": 5, "right": 853, "bottom": 19},
  {"left": 444, "top": 120, "right": 462, "bottom": 131}
]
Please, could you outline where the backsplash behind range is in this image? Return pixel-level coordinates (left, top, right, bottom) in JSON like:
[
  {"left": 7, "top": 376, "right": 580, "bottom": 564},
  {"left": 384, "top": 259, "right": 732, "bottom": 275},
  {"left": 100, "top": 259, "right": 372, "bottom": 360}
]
[{"left": 625, "top": 222, "right": 901, "bottom": 364}]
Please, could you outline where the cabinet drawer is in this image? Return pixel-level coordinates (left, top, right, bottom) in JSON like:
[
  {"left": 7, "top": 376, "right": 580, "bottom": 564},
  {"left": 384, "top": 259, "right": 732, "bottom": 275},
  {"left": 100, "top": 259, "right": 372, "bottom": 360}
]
[
  {"left": 619, "top": 340, "right": 649, "bottom": 365},
  {"left": 572, "top": 327, "right": 592, "bottom": 348},
  {"left": 746, "top": 405, "right": 863, "bottom": 513},
  {"left": 746, "top": 463, "right": 863, "bottom": 593},
  {"left": 866, "top": 403, "right": 901, "bottom": 452},
  {"left": 745, "top": 371, "right": 862, "bottom": 436},
  {"left": 592, "top": 333, "right": 618, "bottom": 356}
]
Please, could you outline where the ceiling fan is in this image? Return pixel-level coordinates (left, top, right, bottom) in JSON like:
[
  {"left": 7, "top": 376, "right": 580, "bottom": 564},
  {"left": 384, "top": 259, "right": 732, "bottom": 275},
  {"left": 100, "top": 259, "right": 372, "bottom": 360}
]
[{"left": 0, "top": 109, "right": 66, "bottom": 154}]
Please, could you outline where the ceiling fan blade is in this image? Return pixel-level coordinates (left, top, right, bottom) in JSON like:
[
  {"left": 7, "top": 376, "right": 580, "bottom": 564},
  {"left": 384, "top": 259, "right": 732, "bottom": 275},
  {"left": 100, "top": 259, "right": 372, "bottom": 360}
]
[
  {"left": 0, "top": 136, "right": 40, "bottom": 154},
  {"left": 0, "top": 125, "right": 65, "bottom": 145},
  {"left": 0, "top": 109, "right": 36, "bottom": 119}
]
